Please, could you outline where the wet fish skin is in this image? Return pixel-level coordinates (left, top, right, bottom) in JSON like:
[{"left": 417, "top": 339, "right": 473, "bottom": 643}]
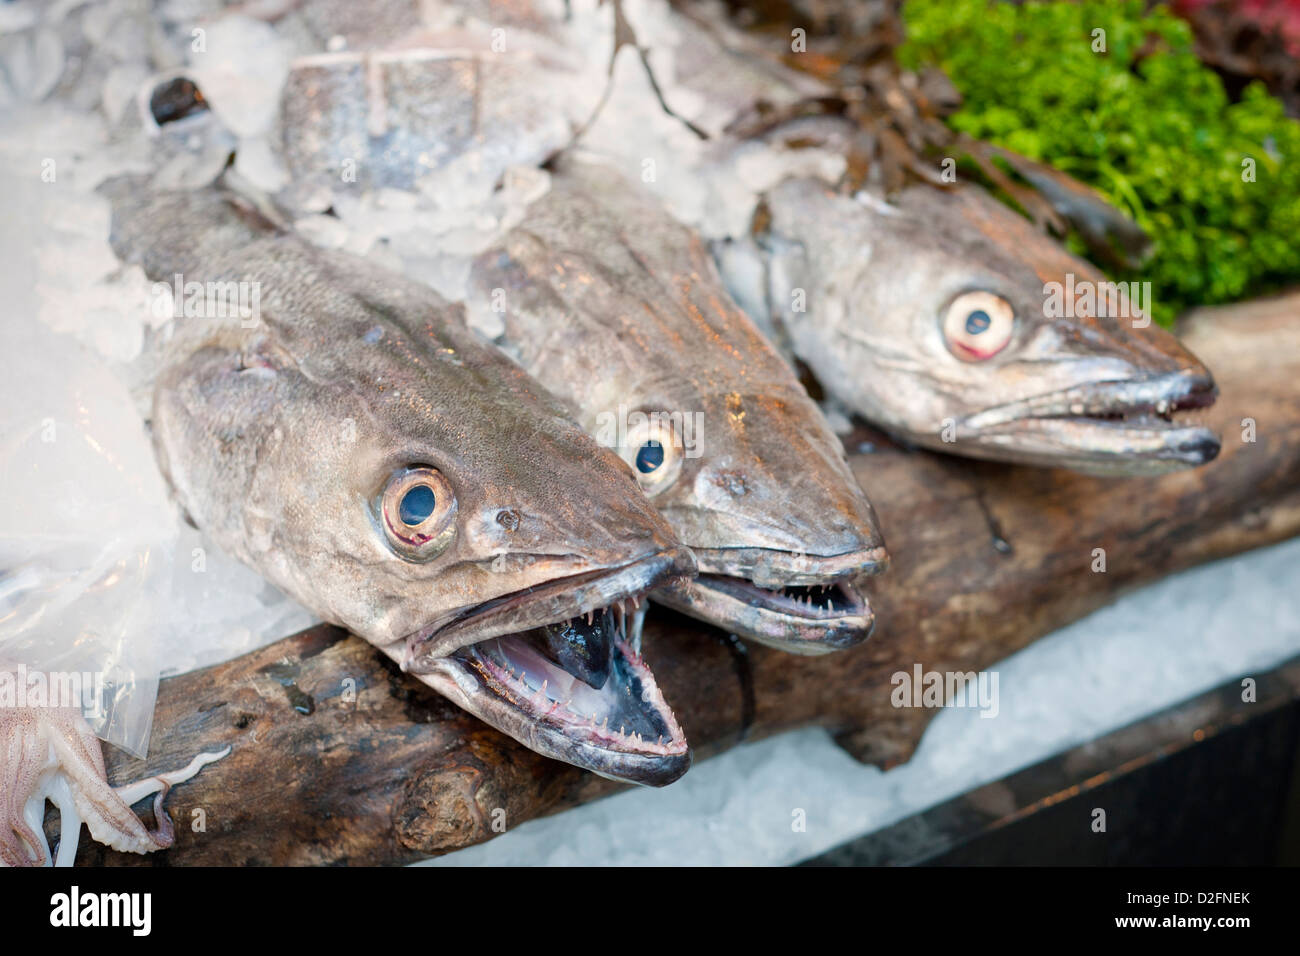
[
  {"left": 470, "top": 162, "right": 887, "bottom": 654},
  {"left": 101, "top": 180, "right": 696, "bottom": 785}
]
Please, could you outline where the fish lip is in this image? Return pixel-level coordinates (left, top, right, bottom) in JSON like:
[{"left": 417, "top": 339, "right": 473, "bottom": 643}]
[
  {"left": 405, "top": 547, "right": 696, "bottom": 666},
  {"left": 955, "top": 369, "right": 1220, "bottom": 467},
  {"left": 682, "top": 545, "right": 889, "bottom": 585},
  {"left": 424, "top": 632, "right": 691, "bottom": 787},
  {"left": 652, "top": 546, "right": 885, "bottom": 654},
  {"left": 960, "top": 369, "right": 1217, "bottom": 431}
]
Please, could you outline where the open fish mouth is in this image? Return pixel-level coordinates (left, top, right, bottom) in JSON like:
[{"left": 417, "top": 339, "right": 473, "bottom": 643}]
[
  {"left": 421, "top": 599, "right": 689, "bottom": 786},
  {"left": 653, "top": 546, "right": 885, "bottom": 654},
  {"left": 407, "top": 549, "right": 695, "bottom": 662},
  {"left": 958, "top": 370, "right": 1220, "bottom": 475},
  {"left": 408, "top": 550, "right": 694, "bottom": 786}
]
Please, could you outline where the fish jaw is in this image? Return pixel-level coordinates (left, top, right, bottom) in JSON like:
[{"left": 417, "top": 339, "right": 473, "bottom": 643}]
[
  {"left": 652, "top": 545, "right": 886, "bottom": 654},
  {"left": 955, "top": 368, "right": 1220, "bottom": 475},
  {"left": 405, "top": 548, "right": 695, "bottom": 786},
  {"left": 421, "top": 627, "right": 690, "bottom": 787}
]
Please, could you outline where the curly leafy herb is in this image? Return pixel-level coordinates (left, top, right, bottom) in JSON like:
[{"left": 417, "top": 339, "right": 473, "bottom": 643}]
[{"left": 900, "top": 0, "right": 1300, "bottom": 323}]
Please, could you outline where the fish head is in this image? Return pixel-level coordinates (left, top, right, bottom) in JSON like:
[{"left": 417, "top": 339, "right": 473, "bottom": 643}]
[
  {"left": 148, "top": 242, "right": 695, "bottom": 785},
  {"left": 768, "top": 178, "right": 1219, "bottom": 475},
  {"left": 472, "top": 171, "right": 888, "bottom": 655},
  {"left": 625, "top": 384, "right": 887, "bottom": 655}
]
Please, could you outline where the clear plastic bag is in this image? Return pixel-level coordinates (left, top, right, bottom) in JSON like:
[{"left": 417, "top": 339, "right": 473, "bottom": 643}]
[{"left": 0, "top": 322, "right": 173, "bottom": 758}]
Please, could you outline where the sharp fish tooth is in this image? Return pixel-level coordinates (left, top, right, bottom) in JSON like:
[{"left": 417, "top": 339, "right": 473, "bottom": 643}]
[{"left": 629, "top": 602, "right": 648, "bottom": 654}]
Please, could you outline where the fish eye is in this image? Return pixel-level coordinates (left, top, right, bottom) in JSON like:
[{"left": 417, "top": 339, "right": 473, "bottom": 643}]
[
  {"left": 399, "top": 485, "right": 436, "bottom": 524},
  {"left": 379, "top": 466, "right": 457, "bottom": 560},
  {"left": 943, "top": 291, "right": 1015, "bottom": 361},
  {"left": 636, "top": 441, "right": 665, "bottom": 474},
  {"left": 620, "top": 417, "right": 683, "bottom": 496}
]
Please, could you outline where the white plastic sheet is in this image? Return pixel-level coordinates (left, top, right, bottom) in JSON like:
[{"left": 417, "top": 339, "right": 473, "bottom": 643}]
[{"left": 0, "top": 322, "right": 174, "bottom": 757}]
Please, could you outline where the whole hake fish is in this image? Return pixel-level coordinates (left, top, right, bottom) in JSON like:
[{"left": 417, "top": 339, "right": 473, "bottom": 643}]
[
  {"left": 102, "top": 179, "right": 698, "bottom": 786},
  {"left": 469, "top": 161, "right": 887, "bottom": 653}
]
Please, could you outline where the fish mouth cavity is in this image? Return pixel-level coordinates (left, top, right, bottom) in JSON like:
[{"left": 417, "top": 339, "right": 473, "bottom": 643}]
[
  {"left": 418, "top": 594, "right": 691, "bottom": 785},
  {"left": 693, "top": 574, "right": 865, "bottom": 620},
  {"left": 405, "top": 551, "right": 693, "bottom": 784},
  {"left": 405, "top": 548, "right": 695, "bottom": 665},
  {"left": 449, "top": 599, "right": 686, "bottom": 758}
]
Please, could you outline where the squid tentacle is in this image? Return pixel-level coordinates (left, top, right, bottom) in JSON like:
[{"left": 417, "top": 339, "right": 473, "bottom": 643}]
[{"left": 0, "top": 700, "right": 229, "bottom": 866}]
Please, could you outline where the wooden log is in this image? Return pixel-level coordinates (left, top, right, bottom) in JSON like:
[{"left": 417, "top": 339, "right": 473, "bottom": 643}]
[{"left": 72, "top": 292, "right": 1300, "bottom": 865}]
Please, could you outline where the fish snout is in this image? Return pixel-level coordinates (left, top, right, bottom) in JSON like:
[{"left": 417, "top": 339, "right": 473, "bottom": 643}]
[
  {"left": 701, "top": 545, "right": 887, "bottom": 590},
  {"left": 1047, "top": 299, "right": 1216, "bottom": 384},
  {"left": 568, "top": 493, "right": 690, "bottom": 571},
  {"left": 761, "top": 479, "right": 889, "bottom": 577},
  {"left": 749, "top": 547, "right": 888, "bottom": 589},
  {"left": 464, "top": 491, "right": 692, "bottom": 582},
  {"left": 1167, "top": 363, "right": 1217, "bottom": 406}
]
